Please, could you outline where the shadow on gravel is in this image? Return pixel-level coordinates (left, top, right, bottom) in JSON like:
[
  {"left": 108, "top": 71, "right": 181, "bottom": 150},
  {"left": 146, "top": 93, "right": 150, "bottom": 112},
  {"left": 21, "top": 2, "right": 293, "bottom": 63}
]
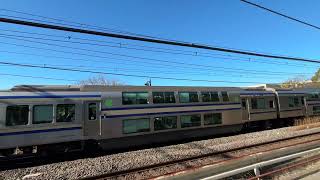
[
  {"left": 0, "top": 121, "right": 294, "bottom": 171},
  {"left": 293, "top": 169, "right": 320, "bottom": 180}
]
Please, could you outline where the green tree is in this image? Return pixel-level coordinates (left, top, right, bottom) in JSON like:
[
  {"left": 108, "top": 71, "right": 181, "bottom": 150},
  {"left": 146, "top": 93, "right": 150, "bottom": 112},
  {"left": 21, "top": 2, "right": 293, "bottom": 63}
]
[{"left": 311, "top": 69, "right": 320, "bottom": 82}]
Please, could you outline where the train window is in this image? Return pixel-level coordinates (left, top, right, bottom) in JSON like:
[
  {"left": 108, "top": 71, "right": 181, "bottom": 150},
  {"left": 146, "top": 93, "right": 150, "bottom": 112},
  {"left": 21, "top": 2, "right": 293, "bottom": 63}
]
[
  {"left": 204, "top": 113, "right": 222, "bottom": 125},
  {"left": 122, "top": 92, "right": 136, "bottom": 105},
  {"left": 180, "top": 114, "right": 201, "bottom": 128},
  {"left": 137, "top": 92, "right": 149, "bottom": 104},
  {"left": 294, "top": 97, "right": 300, "bottom": 107},
  {"left": 33, "top": 105, "right": 53, "bottom": 124},
  {"left": 123, "top": 118, "right": 150, "bottom": 134},
  {"left": 122, "top": 92, "right": 149, "bottom": 105},
  {"left": 201, "top": 92, "right": 220, "bottom": 102},
  {"left": 288, "top": 97, "right": 295, "bottom": 107},
  {"left": 221, "top": 92, "right": 229, "bottom": 102},
  {"left": 301, "top": 97, "right": 305, "bottom": 105},
  {"left": 313, "top": 106, "right": 320, "bottom": 114},
  {"left": 179, "top": 92, "right": 199, "bottom": 103},
  {"left": 251, "top": 98, "right": 266, "bottom": 109},
  {"left": 6, "top": 105, "right": 29, "bottom": 126},
  {"left": 211, "top": 92, "right": 220, "bottom": 102},
  {"left": 153, "top": 92, "right": 164, "bottom": 103},
  {"left": 56, "top": 104, "right": 75, "bottom": 122},
  {"left": 201, "top": 92, "right": 211, "bottom": 102},
  {"left": 269, "top": 100, "right": 275, "bottom": 108},
  {"left": 229, "top": 95, "right": 240, "bottom": 103},
  {"left": 88, "top": 103, "right": 97, "bottom": 120},
  {"left": 288, "top": 97, "right": 300, "bottom": 107},
  {"left": 164, "top": 92, "right": 176, "bottom": 103},
  {"left": 153, "top": 92, "right": 176, "bottom": 104},
  {"left": 154, "top": 116, "right": 177, "bottom": 131},
  {"left": 241, "top": 99, "right": 246, "bottom": 109},
  {"left": 307, "top": 93, "right": 319, "bottom": 100}
]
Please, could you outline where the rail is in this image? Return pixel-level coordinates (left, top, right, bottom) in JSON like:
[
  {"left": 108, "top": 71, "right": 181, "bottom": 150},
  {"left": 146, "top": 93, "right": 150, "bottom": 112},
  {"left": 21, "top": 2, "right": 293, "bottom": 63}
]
[
  {"left": 201, "top": 147, "right": 320, "bottom": 180},
  {"left": 81, "top": 130, "right": 320, "bottom": 180}
]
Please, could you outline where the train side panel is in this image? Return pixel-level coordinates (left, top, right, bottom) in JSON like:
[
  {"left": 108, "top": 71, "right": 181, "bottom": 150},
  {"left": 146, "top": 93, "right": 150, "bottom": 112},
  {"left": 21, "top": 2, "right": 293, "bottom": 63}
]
[
  {"left": 278, "top": 92, "right": 305, "bottom": 118},
  {"left": 95, "top": 89, "right": 243, "bottom": 149},
  {"left": 0, "top": 91, "right": 100, "bottom": 153}
]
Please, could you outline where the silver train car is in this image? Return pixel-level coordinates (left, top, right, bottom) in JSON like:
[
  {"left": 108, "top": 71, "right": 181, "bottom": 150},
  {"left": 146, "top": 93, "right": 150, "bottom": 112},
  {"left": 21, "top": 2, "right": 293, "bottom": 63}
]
[
  {"left": 0, "top": 85, "right": 242, "bottom": 155},
  {"left": 0, "top": 85, "right": 318, "bottom": 156}
]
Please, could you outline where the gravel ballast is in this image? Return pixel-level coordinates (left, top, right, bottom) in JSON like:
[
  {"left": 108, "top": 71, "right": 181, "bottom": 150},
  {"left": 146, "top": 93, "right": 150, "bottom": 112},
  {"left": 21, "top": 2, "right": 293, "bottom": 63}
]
[{"left": 1, "top": 123, "right": 320, "bottom": 180}]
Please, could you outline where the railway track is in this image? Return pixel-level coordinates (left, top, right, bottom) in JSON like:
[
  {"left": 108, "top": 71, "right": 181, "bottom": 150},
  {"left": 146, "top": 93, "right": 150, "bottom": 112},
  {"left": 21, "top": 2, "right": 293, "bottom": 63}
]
[{"left": 80, "top": 131, "right": 320, "bottom": 180}]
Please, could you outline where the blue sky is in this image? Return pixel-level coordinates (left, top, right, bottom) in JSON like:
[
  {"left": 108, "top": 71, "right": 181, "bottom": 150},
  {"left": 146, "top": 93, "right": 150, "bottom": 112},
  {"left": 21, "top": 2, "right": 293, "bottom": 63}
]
[{"left": 0, "top": 0, "right": 319, "bottom": 89}]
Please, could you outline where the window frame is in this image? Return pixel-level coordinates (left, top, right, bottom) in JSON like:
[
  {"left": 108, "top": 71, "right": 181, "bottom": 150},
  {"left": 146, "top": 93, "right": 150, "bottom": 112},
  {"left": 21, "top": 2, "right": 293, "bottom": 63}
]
[
  {"left": 6, "top": 105, "right": 29, "bottom": 127},
  {"left": 154, "top": 116, "right": 177, "bottom": 131},
  {"left": 269, "top": 100, "right": 275, "bottom": 108},
  {"left": 251, "top": 98, "right": 266, "bottom": 109},
  {"left": 56, "top": 104, "right": 76, "bottom": 123},
  {"left": 32, "top": 104, "right": 54, "bottom": 124},
  {"left": 221, "top": 91, "right": 229, "bottom": 102},
  {"left": 204, "top": 113, "right": 222, "bottom": 126},
  {"left": 122, "top": 118, "right": 150, "bottom": 134},
  {"left": 88, "top": 103, "right": 97, "bottom": 121},
  {"left": 122, "top": 92, "right": 149, "bottom": 105},
  {"left": 241, "top": 99, "right": 247, "bottom": 109},
  {"left": 152, "top": 92, "right": 176, "bottom": 104},
  {"left": 180, "top": 114, "right": 201, "bottom": 128},
  {"left": 179, "top": 92, "right": 199, "bottom": 103},
  {"left": 201, "top": 91, "right": 220, "bottom": 102},
  {"left": 288, "top": 96, "right": 301, "bottom": 108},
  {"left": 293, "top": 97, "right": 300, "bottom": 107},
  {"left": 313, "top": 106, "right": 320, "bottom": 114}
]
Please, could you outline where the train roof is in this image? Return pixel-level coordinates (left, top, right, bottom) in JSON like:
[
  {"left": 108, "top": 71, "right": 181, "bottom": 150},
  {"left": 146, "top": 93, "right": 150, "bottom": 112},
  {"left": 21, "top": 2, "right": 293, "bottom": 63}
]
[
  {"left": 5, "top": 85, "right": 318, "bottom": 94},
  {"left": 8, "top": 85, "right": 242, "bottom": 92}
]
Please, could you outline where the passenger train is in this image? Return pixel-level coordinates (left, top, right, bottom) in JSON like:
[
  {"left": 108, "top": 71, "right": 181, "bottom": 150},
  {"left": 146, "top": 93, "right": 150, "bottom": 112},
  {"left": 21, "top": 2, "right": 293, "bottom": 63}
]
[{"left": 0, "top": 85, "right": 319, "bottom": 157}]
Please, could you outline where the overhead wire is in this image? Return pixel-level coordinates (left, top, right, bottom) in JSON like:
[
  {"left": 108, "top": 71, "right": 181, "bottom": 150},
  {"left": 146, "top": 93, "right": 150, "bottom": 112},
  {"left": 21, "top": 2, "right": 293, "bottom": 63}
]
[
  {"left": 1, "top": 50, "right": 311, "bottom": 82},
  {"left": 0, "top": 7, "right": 316, "bottom": 84},
  {"left": 0, "top": 34, "right": 312, "bottom": 76},
  {"left": 0, "top": 60, "right": 278, "bottom": 84},
  {"left": 0, "top": 16, "right": 319, "bottom": 64},
  {"left": 0, "top": 28, "right": 315, "bottom": 68},
  {"left": 240, "top": 0, "right": 320, "bottom": 31},
  {"left": 0, "top": 59, "right": 285, "bottom": 79},
  {"left": 0, "top": 8, "right": 179, "bottom": 41},
  {"left": 0, "top": 8, "right": 313, "bottom": 59},
  {"left": 0, "top": 72, "right": 78, "bottom": 82}
]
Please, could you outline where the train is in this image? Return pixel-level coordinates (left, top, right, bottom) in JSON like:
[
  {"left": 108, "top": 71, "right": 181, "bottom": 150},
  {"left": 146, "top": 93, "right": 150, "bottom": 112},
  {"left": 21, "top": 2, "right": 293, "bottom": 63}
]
[{"left": 0, "top": 84, "right": 319, "bottom": 157}]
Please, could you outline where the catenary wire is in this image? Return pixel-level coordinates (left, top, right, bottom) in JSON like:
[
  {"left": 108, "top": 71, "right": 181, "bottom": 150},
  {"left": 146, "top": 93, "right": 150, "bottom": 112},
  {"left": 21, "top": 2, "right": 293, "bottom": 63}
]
[
  {"left": 0, "top": 29, "right": 314, "bottom": 68},
  {"left": 0, "top": 9, "right": 311, "bottom": 59},
  {"left": 0, "top": 34, "right": 312, "bottom": 75},
  {"left": 0, "top": 72, "right": 78, "bottom": 82},
  {"left": 240, "top": 0, "right": 320, "bottom": 31},
  {"left": 0, "top": 8, "right": 179, "bottom": 41},
  {"left": 0, "top": 49, "right": 312, "bottom": 79},
  {"left": 0, "top": 60, "right": 279, "bottom": 84},
  {"left": 0, "top": 16, "right": 319, "bottom": 64}
]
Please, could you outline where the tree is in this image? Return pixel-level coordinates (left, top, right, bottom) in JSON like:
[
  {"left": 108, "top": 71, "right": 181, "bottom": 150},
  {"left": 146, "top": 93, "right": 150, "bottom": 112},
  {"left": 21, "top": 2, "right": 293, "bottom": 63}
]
[
  {"left": 311, "top": 69, "right": 320, "bottom": 82},
  {"left": 78, "top": 75, "right": 124, "bottom": 86},
  {"left": 281, "top": 75, "right": 308, "bottom": 88}
]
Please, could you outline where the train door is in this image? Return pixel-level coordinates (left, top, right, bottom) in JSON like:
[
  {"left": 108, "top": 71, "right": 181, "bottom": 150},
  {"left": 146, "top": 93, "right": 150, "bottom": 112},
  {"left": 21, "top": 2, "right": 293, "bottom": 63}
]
[
  {"left": 84, "top": 101, "right": 101, "bottom": 137},
  {"left": 302, "top": 96, "right": 308, "bottom": 117},
  {"left": 241, "top": 98, "right": 250, "bottom": 121}
]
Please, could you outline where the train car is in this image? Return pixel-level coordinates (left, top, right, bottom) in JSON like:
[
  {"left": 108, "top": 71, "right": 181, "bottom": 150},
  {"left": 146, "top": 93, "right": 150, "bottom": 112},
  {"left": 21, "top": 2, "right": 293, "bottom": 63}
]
[
  {"left": 303, "top": 89, "right": 320, "bottom": 117},
  {"left": 0, "top": 85, "right": 101, "bottom": 156},
  {"left": 84, "top": 85, "right": 243, "bottom": 150},
  {"left": 240, "top": 88, "right": 277, "bottom": 128},
  {"left": 277, "top": 89, "right": 306, "bottom": 119},
  {"left": 0, "top": 84, "right": 315, "bottom": 156},
  {"left": 0, "top": 85, "right": 244, "bottom": 155}
]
